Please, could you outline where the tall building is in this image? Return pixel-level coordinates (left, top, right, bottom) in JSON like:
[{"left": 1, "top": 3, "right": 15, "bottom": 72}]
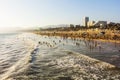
[{"left": 83, "top": 17, "right": 89, "bottom": 27}]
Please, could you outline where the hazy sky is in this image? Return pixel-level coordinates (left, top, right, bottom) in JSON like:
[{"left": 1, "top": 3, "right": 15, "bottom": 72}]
[{"left": 0, "top": 0, "right": 120, "bottom": 31}]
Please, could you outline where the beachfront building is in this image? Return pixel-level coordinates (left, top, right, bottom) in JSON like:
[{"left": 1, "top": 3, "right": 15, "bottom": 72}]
[
  {"left": 94, "top": 21, "right": 107, "bottom": 28},
  {"left": 87, "top": 21, "right": 95, "bottom": 27},
  {"left": 83, "top": 17, "right": 89, "bottom": 27}
]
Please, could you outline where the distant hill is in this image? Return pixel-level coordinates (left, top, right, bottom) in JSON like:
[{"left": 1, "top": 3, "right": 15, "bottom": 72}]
[{"left": 40, "top": 24, "right": 70, "bottom": 29}]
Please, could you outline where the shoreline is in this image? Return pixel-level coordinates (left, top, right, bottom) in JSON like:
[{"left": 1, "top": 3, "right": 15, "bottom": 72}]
[
  {"left": 33, "top": 30, "right": 120, "bottom": 43},
  {"left": 6, "top": 33, "right": 120, "bottom": 80}
]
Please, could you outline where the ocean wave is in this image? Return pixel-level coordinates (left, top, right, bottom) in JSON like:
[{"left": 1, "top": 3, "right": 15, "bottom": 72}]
[
  {"left": 13, "top": 47, "right": 120, "bottom": 80},
  {"left": 0, "top": 33, "right": 36, "bottom": 80},
  {"left": 1, "top": 33, "right": 120, "bottom": 80}
]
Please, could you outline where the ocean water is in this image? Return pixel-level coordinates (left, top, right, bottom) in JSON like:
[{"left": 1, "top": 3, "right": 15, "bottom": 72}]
[
  {"left": 26, "top": 33, "right": 120, "bottom": 67},
  {"left": 0, "top": 33, "right": 36, "bottom": 80},
  {"left": 0, "top": 33, "right": 120, "bottom": 80}
]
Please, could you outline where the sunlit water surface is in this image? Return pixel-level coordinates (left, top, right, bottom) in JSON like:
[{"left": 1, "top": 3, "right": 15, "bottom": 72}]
[{"left": 0, "top": 33, "right": 120, "bottom": 80}]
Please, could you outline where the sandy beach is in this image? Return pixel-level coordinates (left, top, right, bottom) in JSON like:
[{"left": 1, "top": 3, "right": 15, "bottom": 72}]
[{"left": 33, "top": 29, "right": 120, "bottom": 43}]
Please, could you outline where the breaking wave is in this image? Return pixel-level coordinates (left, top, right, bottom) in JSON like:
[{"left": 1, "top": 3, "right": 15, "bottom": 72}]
[{"left": 0, "top": 33, "right": 37, "bottom": 80}]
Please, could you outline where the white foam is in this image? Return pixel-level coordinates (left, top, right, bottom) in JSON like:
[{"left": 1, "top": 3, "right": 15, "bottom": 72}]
[{"left": 0, "top": 33, "right": 36, "bottom": 80}]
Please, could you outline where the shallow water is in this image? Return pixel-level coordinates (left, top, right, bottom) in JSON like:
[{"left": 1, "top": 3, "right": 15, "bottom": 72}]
[
  {"left": 0, "top": 33, "right": 120, "bottom": 80},
  {"left": 28, "top": 34, "right": 120, "bottom": 67},
  {"left": 0, "top": 33, "right": 36, "bottom": 80}
]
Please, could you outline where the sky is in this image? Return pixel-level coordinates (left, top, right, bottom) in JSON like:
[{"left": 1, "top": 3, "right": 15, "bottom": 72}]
[{"left": 0, "top": 0, "right": 120, "bottom": 32}]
